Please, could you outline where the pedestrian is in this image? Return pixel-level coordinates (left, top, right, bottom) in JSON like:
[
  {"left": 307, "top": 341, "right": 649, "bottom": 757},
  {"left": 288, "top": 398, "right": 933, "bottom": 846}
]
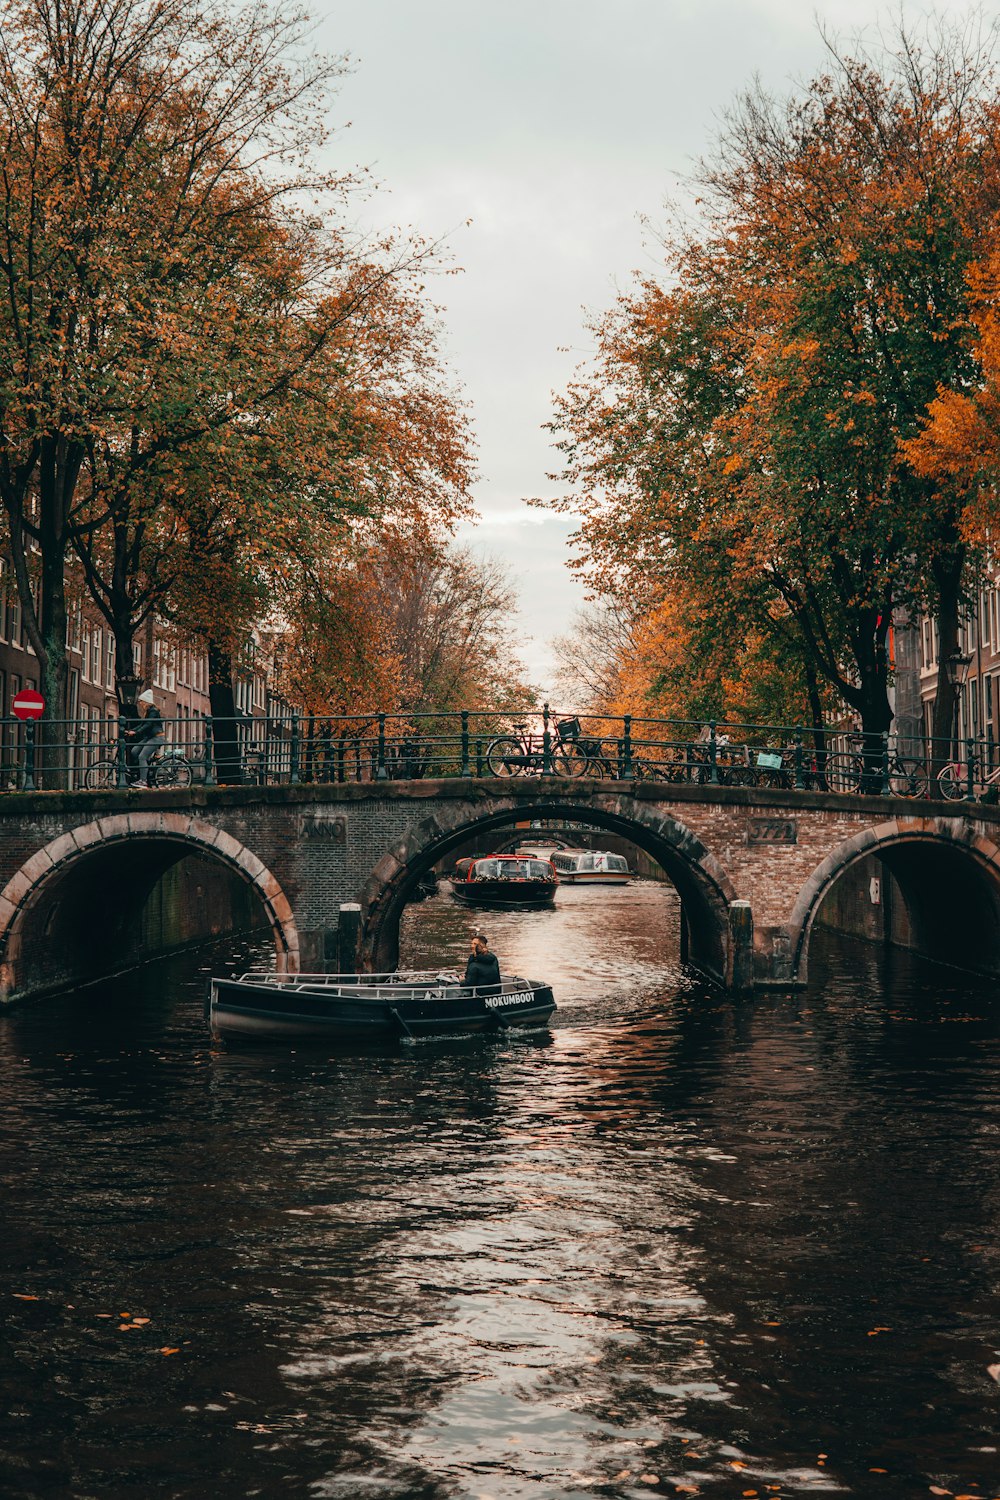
[
  {"left": 464, "top": 930, "right": 501, "bottom": 993},
  {"left": 125, "top": 688, "right": 165, "bottom": 786}
]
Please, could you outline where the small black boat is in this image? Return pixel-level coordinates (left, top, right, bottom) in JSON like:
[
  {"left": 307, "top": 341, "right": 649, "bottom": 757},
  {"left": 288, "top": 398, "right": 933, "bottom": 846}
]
[
  {"left": 450, "top": 854, "right": 557, "bottom": 907},
  {"left": 209, "top": 969, "right": 557, "bottom": 1043}
]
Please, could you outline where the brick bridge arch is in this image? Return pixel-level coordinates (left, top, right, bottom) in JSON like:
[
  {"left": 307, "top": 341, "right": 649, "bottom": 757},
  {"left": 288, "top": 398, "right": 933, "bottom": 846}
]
[
  {"left": 358, "top": 794, "right": 740, "bottom": 984},
  {"left": 786, "top": 816, "right": 1000, "bottom": 985},
  {"left": 0, "top": 812, "right": 300, "bottom": 1000}
]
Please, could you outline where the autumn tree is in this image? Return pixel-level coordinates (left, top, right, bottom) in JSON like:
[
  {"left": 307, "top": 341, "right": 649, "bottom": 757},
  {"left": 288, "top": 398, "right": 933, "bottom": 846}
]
[
  {"left": 544, "top": 24, "right": 1000, "bottom": 751},
  {"left": 0, "top": 0, "right": 472, "bottom": 757},
  {"left": 280, "top": 535, "right": 535, "bottom": 721}
]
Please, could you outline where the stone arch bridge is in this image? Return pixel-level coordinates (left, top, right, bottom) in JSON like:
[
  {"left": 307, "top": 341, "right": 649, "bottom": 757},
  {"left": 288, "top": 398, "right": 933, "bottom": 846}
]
[{"left": 1, "top": 778, "right": 998, "bottom": 1005}]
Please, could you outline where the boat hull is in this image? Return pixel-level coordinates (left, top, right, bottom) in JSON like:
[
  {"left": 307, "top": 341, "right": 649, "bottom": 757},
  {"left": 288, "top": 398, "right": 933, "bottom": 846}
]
[
  {"left": 210, "top": 975, "right": 557, "bottom": 1043},
  {"left": 550, "top": 872, "right": 630, "bottom": 885},
  {"left": 449, "top": 879, "right": 556, "bottom": 907}
]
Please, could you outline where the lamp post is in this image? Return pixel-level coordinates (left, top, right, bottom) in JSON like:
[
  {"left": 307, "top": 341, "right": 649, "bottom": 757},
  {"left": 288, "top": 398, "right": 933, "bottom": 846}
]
[{"left": 941, "top": 648, "right": 973, "bottom": 756}]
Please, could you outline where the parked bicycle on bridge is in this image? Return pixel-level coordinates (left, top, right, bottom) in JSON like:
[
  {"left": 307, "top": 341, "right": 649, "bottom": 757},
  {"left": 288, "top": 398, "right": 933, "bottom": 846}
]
[{"left": 486, "top": 717, "right": 594, "bottom": 777}]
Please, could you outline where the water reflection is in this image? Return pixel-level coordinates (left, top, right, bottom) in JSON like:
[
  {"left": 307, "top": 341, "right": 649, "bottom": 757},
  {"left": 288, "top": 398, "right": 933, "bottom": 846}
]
[{"left": 1, "top": 884, "right": 999, "bottom": 1498}]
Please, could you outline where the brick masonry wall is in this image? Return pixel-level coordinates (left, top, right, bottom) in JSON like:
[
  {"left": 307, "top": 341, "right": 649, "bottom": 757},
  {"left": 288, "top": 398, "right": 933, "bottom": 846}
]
[{"left": 1, "top": 778, "right": 998, "bottom": 995}]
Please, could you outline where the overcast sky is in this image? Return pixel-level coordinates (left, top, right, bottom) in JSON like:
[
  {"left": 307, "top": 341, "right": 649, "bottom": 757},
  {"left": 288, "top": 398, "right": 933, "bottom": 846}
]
[{"left": 316, "top": 0, "right": 990, "bottom": 691}]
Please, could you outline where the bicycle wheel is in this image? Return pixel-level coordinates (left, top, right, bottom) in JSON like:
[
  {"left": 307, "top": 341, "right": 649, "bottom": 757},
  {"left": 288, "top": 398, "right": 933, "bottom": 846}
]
[
  {"left": 633, "top": 758, "right": 671, "bottom": 782},
  {"left": 486, "top": 737, "right": 525, "bottom": 776},
  {"left": 553, "top": 742, "right": 590, "bottom": 778},
  {"left": 84, "top": 758, "right": 120, "bottom": 790},
  {"left": 153, "top": 755, "right": 192, "bottom": 788},
  {"left": 889, "top": 758, "right": 928, "bottom": 799},
  {"left": 936, "top": 764, "right": 966, "bottom": 801},
  {"left": 825, "top": 752, "right": 864, "bottom": 794},
  {"left": 720, "top": 765, "right": 756, "bottom": 787}
]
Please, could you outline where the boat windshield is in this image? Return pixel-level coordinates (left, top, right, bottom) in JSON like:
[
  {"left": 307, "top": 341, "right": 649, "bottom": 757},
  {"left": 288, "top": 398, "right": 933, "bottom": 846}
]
[
  {"left": 473, "top": 858, "right": 551, "bottom": 880},
  {"left": 551, "top": 851, "right": 629, "bottom": 873}
]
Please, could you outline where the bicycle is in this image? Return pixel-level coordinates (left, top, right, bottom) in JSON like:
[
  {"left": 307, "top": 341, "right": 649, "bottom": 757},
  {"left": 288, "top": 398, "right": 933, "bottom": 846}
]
[
  {"left": 936, "top": 752, "right": 1000, "bottom": 802},
  {"left": 824, "top": 738, "right": 927, "bottom": 798},
  {"left": 485, "top": 717, "right": 593, "bottom": 777},
  {"left": 84, "top": 745, "right": 193, "bottom": 790}
]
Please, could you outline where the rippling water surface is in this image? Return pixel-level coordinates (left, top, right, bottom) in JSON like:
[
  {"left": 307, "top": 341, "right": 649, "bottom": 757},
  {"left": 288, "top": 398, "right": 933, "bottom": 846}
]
[{"left": 2, "top": 880, "right": 1000, "bottom": 1499}]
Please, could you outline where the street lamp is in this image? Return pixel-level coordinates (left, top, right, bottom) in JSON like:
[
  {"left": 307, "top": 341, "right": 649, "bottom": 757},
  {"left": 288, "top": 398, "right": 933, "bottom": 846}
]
[
  {"left": 941, "top": 648, "right": 973, "bottom": 753},
  {"left": 116, "top": 671, "right": 142, "bottom": 714}
]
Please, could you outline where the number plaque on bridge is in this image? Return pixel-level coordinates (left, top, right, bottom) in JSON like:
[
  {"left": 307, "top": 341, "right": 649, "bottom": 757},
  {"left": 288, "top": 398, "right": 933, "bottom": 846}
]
[
  {"left": 301, "top": 814, "right": 347, "bottom": 843},
  {"left": 747, "top": 817, "right": 797, "bottom": 846}
]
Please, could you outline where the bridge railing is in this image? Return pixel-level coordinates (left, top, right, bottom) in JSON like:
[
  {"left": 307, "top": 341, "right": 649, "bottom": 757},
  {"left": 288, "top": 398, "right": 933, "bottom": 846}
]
[{"left": 0, "top": 708, "right": 994, "bottom": 802}]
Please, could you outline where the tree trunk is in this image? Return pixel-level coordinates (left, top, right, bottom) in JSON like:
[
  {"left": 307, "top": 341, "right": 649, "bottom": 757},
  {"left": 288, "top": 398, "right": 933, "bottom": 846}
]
[{"left": 208, "top": 637, "right": 242, "bottom": 784}]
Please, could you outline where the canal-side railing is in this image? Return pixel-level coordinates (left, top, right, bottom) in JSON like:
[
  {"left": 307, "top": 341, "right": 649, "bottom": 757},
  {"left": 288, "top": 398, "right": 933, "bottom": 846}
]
[{"left": 0, "top": 706, "right": 995, "bottom": 802}]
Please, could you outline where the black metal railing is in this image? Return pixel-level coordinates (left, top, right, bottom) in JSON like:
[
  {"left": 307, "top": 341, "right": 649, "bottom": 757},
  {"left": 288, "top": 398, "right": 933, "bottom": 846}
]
[{"left": 0, "top": 705, "right": 994, "bottom": 803}]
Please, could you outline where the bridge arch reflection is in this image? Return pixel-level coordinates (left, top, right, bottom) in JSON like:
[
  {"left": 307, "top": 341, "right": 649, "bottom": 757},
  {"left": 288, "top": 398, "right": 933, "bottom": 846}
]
[
  {"left": 358, "top": 797, "right": 739, "bottom": 986},
  {"left": 0, "top": 813, "right": 299, "bottom": 1002},
  {"left": 791, "top": 820, "right": 1000, "bottom": 983}
]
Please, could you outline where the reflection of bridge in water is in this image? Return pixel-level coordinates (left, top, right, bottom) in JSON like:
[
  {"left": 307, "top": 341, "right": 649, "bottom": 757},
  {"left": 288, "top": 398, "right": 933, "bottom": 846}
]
[{"left": 1, "top": 770, "right": 999, "bottom": 1006}]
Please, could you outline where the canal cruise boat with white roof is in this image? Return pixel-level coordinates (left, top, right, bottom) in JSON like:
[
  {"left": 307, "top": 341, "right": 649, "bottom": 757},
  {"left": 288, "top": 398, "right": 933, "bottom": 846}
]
[{"left": 547, "top": 849, "right": 631, "bottom": 885}]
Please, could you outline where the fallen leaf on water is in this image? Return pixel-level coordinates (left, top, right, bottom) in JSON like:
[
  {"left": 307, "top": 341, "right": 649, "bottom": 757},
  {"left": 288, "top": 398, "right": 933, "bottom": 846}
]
[
  {"left": 743, "top": 1491, "right": 759, "bottom": 1497},
  {"left": 867, "top": 1328, "right": 892, "bottom": 1336},
  {"left": 159, "top": 1347, "right": 180, "bottom": 1356},
  {"left": 987, "top": 1364, "right": 1000, "bottom": 1383},
  {"left": 612, "top": 1473, "right": 631, "bottom": 1482},
  {"left": 639, "top": 1476, "right": 660, "bottom": 1486},
  {"left": 730, "top": 1462, "right": 747, "bottom": 1471},
  {"left": 13, "top": 1295, "right": 39, "bottom": 1301},
  {"left": 132, "top": 1318, "right": 150, "bottom": 1326},
  {"left": 870, "top": 1468, "right": 888, "bottom": 1473},
  {"left": 929, "top": 1487, "right": 951, "bottom": 1496}
]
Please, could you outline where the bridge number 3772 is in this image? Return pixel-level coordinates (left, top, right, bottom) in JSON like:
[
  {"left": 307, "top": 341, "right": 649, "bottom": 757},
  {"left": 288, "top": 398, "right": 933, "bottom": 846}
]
[{"left": 747, "top": 817, "right": 797, "bottom": 845}]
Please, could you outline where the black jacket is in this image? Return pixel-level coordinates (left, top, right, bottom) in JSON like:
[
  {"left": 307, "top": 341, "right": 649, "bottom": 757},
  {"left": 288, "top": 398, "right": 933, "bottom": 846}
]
[
  {"left": 134, "top": 706, "right": 164, "bottom": 742},
  {"left": 464, "top": 951, "right": 501, "bottom": 991}
]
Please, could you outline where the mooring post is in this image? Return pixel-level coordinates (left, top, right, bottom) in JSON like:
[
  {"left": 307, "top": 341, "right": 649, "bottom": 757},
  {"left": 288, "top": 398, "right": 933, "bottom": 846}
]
[
  {"left": 337, "top": 902, "right": 361, "bottom": 974},
  {"left": 728, "top": 899, "right": 754, "bottom": 994}
]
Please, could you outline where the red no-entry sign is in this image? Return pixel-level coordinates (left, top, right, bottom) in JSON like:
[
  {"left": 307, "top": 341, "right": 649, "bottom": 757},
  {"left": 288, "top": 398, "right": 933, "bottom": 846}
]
[{"left": 11, "top": 689, "right": 45, "bottom": 721}]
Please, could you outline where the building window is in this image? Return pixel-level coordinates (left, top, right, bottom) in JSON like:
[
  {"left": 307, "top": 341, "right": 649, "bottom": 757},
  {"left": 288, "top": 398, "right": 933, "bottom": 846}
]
[
  {"left": 81, "top": 624, "right": 91, "bottom": 683},
  {"left": 9, "top": 593, "right": 22, "bottom": 650},
  {"left": 105, "top": 635, "right": 115, "bottom": 690},
  {"left": 92, "top": 626, "right": 102, "bottom": 683}
]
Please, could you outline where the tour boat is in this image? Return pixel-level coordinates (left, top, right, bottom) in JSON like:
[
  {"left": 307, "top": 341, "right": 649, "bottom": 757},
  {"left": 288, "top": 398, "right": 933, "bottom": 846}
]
[
  {"left": 209, "top": 970, "right": 557, "bottom": 1042},
  {"left": 450, "top": 854, "right": 558, "bottom": 907},
  {"left": 548, "top": 849, "right": 631, "bottom": 885}
]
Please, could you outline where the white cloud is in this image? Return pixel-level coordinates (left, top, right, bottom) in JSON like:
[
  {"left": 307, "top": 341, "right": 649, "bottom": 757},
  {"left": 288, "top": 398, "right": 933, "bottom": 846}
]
[{"left": 315, "top": 0, "right": 995, "bottom": 684}]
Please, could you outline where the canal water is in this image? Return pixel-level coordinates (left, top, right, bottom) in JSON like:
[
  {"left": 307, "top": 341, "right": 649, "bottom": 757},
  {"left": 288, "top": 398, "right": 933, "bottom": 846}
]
[{"left": 2, "top": 880, "right": 999, "bottom": 1500}]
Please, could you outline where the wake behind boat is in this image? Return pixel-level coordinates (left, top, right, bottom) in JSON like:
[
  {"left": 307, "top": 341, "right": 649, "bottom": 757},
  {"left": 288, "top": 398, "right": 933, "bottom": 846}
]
[{"left": 209, "top": 969, "right": 557, "bottom": 1043}]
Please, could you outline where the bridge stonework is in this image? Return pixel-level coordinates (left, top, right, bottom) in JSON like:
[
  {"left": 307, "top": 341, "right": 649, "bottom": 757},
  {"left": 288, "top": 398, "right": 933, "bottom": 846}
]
[{"left": 0, "top": 778, "right": 998, "bottom": 1004}]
